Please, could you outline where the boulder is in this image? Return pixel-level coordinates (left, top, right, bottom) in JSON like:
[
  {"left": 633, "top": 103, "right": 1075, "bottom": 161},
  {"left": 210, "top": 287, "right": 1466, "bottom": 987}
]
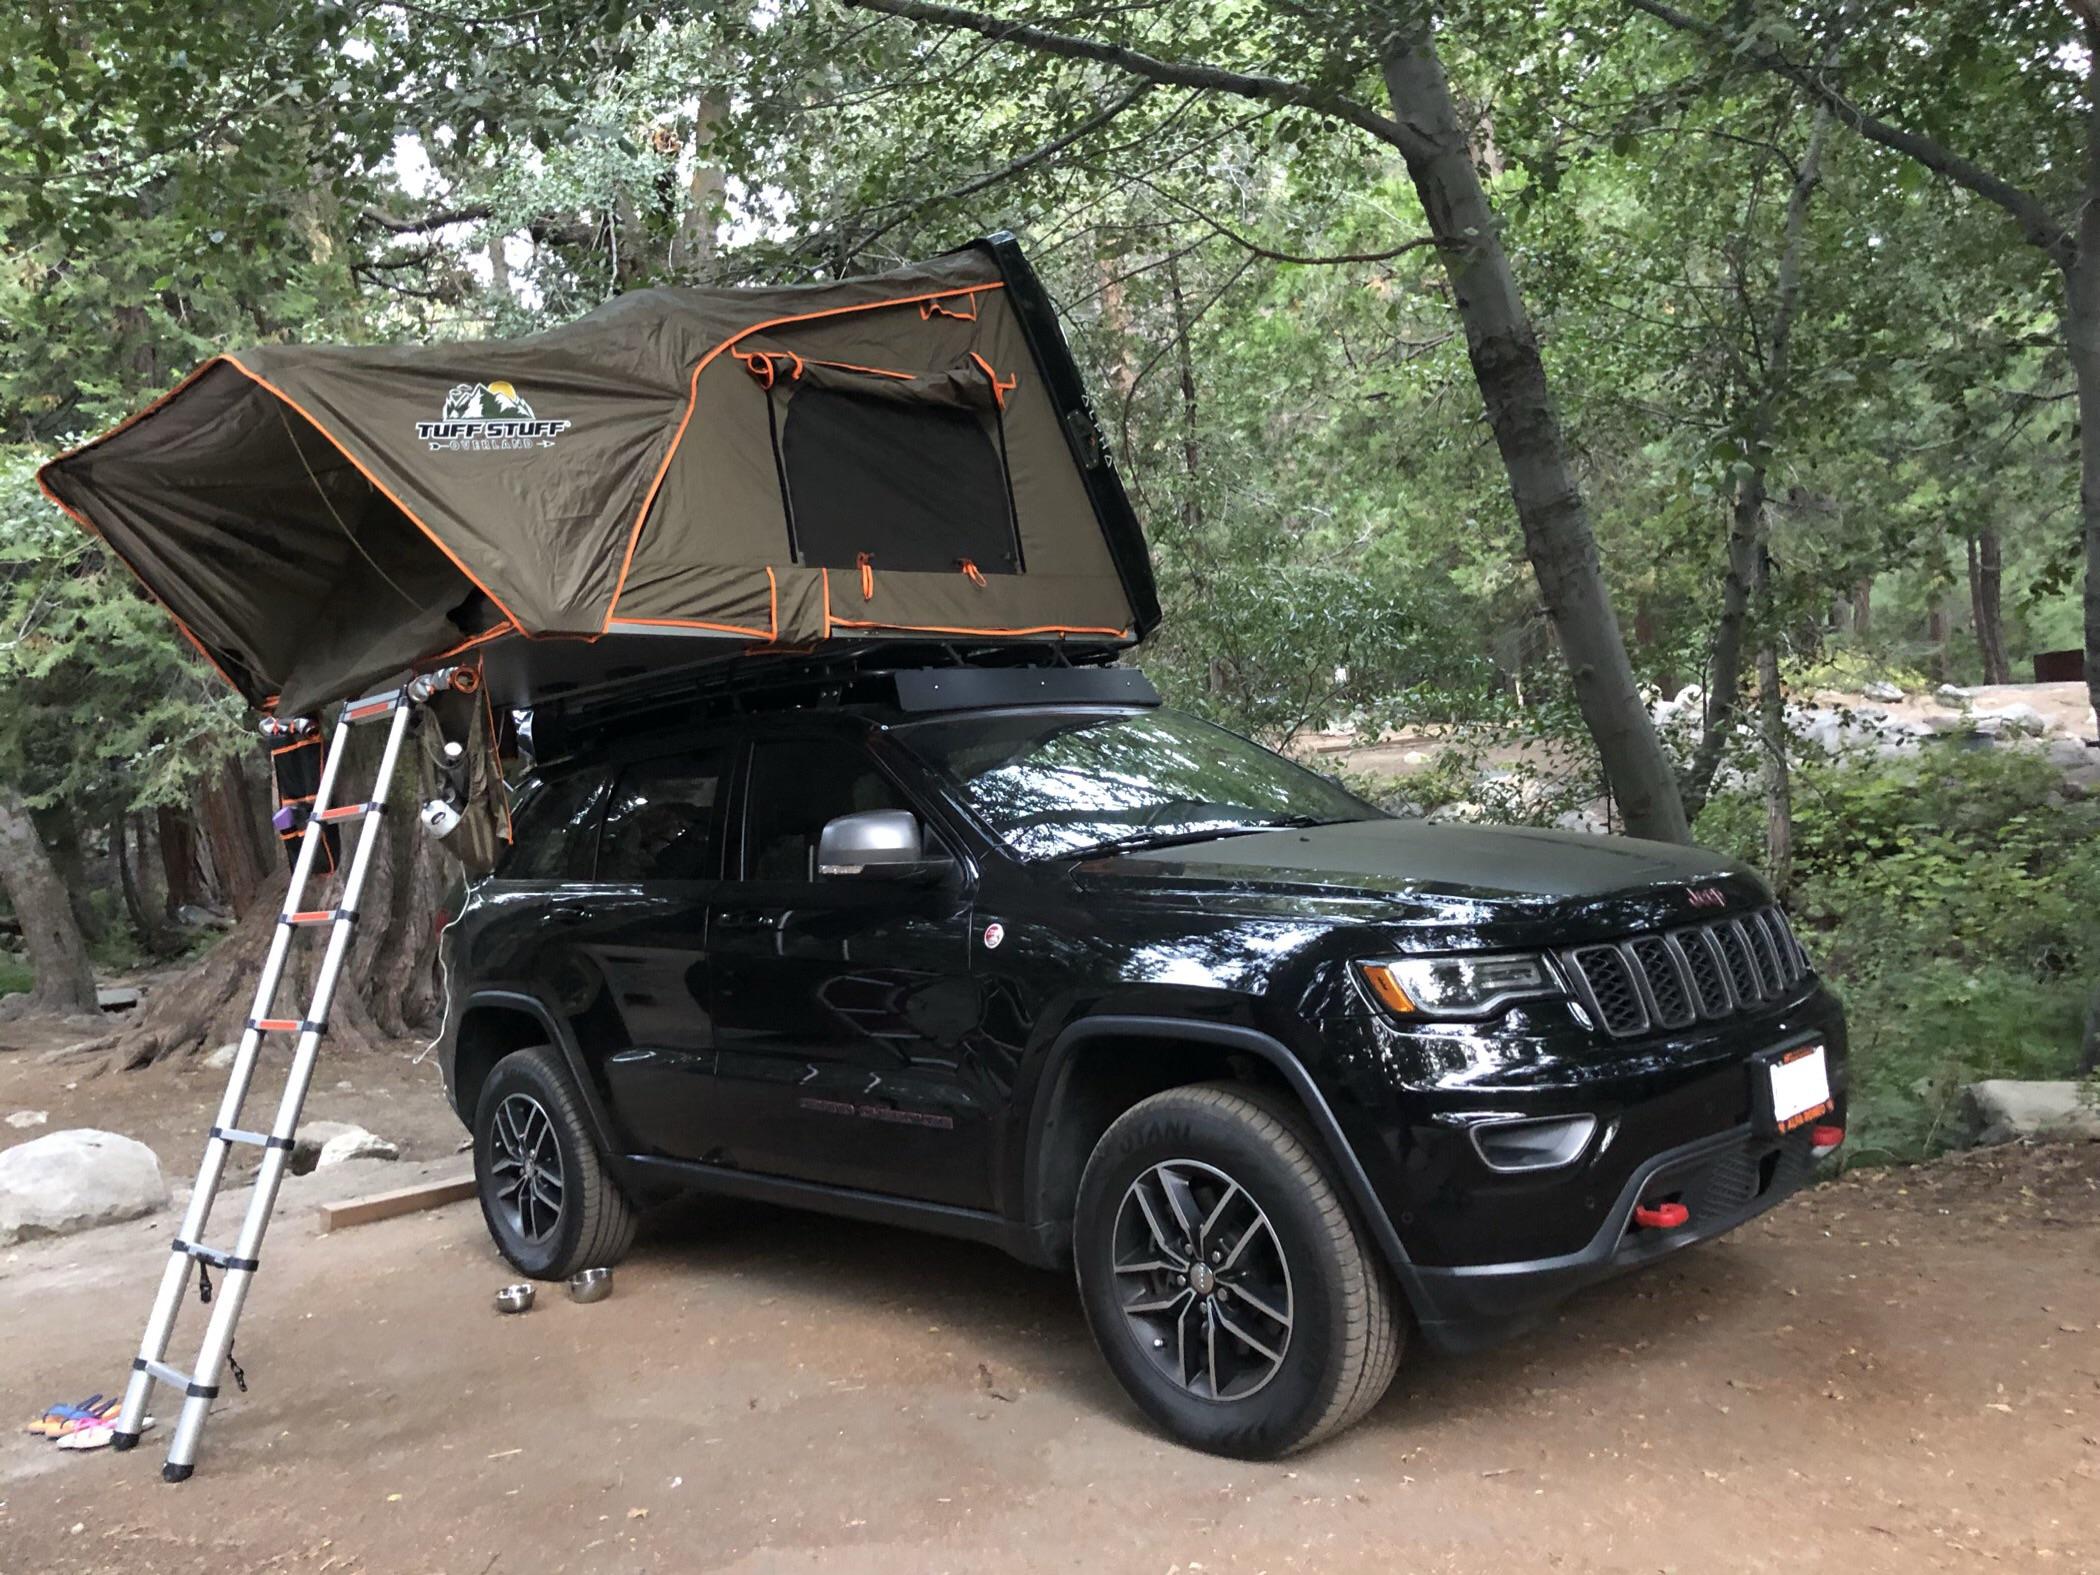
[
  {"left": 1862, "top": 680, "right": 1906, "bottom": 703},
  {"left": 0, "top": 1129, "right": 167, "bottom": 1245},
  {"left": 1935, "top": 683, "right": 1971, "bottom": 704},
  {"left": 1960, "top": 1080, "right": 2100, "bottom": 1147},
  {"left": 5, "top": 1109, "right": 48, "bottom": 1129},
  {"left": 317, "top": 1128, "right": 400, "bottom": 1166},
  {"left": 2047, "top": 737, "right": 2095, "bottom": 771},
  {"left": 1975, "top": 702, "right": 2049, "bottom": 736},
  {"left": 202, "top": 1041, "right": 240, "bottom": 1070},
  {"left": 290, "top": 1120, "right": 398, "bottom": 1172}
]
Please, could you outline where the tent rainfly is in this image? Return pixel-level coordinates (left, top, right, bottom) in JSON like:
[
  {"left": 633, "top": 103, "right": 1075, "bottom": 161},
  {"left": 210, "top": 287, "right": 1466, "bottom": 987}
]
[{"left": 37, "top": 235, "right": 1160, "bottom": 715}]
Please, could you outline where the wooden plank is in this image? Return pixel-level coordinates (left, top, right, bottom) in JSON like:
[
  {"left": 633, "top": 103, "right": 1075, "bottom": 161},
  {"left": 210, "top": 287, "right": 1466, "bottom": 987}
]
[{"left": 316, "top": 1173, "right": 476, "bottom": 1233}]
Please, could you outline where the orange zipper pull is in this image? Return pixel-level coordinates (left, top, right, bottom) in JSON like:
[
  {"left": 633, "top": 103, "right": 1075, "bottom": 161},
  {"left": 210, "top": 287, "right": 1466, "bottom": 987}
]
[
  {"left": 959, "top": 558, "right": 988, "bottom": 588},
  {"left": 857, "top": 552, "right": 874, "bottom": 601}
]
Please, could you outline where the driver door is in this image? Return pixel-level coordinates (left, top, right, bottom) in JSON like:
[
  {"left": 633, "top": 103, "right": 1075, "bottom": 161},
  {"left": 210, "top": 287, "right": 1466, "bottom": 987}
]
[{"left": 703, "top": 730, "right": 990, "bottom": 1208}]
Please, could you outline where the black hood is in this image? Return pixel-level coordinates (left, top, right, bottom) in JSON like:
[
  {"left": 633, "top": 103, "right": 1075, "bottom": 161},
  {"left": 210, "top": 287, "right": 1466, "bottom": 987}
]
[{"left": 1076, "top": 819, "right": 1765, "bottom": 939}]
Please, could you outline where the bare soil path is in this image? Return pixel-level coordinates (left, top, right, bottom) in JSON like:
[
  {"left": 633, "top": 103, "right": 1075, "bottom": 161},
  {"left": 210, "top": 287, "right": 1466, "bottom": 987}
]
[{"left": 2, "top": 1051, "right": 2096, "bottom": 1574}]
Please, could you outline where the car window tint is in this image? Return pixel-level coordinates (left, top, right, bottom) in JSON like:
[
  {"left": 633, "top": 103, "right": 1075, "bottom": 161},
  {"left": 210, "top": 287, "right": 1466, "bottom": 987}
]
[
  {"left": 743, "top": 737, "right": 907, "bottom": 883},
  {"left": 599, "top": 754, "right": 730, "bottom": 882},
  {"left": 502, "top": 770, "right": 607, "bottom": 880}
]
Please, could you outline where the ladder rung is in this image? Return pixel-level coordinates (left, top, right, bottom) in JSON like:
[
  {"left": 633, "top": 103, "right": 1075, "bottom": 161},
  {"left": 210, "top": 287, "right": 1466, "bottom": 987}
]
[
  {"left": 135, "top": 1356, "right": 219, "bottom": 1400},
  {"left": 316, "top": 801, "right": 383, "bottom": 823},
  {"left": 342, "top": 693, "right": 406, "bottom": 723},
  {"left": 249, "top": 1017, "right": 325, "bottom": 1036},
  {"left": 210, "top": 1124, "right": 293, "bottom": 1151},
  {"left": 173, "top": 1238, "right": 260, "bottom": 1273},
  {"left": 280, "top": 908, "right": 357, "bottom": 927}
]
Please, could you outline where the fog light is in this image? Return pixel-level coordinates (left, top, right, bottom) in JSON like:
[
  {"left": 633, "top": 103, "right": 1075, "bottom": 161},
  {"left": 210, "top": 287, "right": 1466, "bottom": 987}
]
[{"left": 1467, "top": 1113, "right": 1598, "bottom": 1173}]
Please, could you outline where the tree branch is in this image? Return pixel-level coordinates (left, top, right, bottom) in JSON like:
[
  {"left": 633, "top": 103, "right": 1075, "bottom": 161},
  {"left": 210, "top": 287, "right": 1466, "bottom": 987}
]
[
  {"left": 842, "top": 77, "right": 1158, "bottom": 260},
  {"left": 358, "top": 203, "right": 494, "bottom": 235},
  {"left": 1133, "top": 178, "right": 1441, "bottom": 265},
  {"left": 1625, "top": 0, "right": 2075, "bottom": 269},
  {"left": 833, "top": 0, "right": 1427, "bottom": 158}
]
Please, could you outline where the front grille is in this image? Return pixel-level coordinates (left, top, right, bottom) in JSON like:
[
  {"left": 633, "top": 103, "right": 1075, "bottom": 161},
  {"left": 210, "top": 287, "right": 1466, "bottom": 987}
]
[{"left": 1562, "top": 905, "right": 1812, "bottom": 1039}]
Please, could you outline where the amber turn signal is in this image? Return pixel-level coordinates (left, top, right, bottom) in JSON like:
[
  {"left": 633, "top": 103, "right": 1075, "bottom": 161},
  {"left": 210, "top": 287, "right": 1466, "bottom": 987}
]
[{"left": 1358, "top": 963, "right": 1418, "bottom": 1015}]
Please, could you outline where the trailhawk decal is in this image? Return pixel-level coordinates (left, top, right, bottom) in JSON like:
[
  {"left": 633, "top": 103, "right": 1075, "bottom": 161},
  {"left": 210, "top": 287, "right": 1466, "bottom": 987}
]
[{"left": 416, "top": 381, "right": 571, "bottom": 452}]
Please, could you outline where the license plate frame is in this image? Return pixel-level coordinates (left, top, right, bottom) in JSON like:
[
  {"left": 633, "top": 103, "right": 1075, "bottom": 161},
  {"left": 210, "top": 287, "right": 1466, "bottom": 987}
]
[{"left": 1752, "top": 1041, "right": 1834, "bottom": 1136}]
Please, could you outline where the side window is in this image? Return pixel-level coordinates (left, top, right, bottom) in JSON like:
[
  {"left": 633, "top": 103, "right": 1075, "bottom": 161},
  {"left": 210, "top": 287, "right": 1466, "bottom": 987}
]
[
  {"left": 501, "top": 771, "right": 607, "bottom": 881},
  {"left": 598, "top": 753, "right": 730, "bottom": 882},
  {"left": 742, "top": 737, "right": 908, "bottom": 884}
]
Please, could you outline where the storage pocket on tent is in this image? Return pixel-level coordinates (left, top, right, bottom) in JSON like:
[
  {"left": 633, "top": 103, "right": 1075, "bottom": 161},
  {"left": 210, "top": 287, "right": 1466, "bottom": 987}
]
[{"left": 759, "top": 357, "right": 1023, "bottom": 577}]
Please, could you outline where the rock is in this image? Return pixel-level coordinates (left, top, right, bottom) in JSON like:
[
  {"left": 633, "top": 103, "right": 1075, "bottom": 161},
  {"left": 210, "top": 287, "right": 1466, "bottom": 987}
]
[
  {"left": 5, "top": 1109, "right": 48, "bottom": 1129},
  {"left": 1975, "top": 702, "right": 2049, "bottom": 736},
  {"left": 1917, "top": 711, "right": 1966, "bottom": 735},
  {"left": 173, "top": 904, "right": 235, "bottom": 931},
  {"left": 1862, "top": 680, "right": 1906, "bottom": 702},
  {"left": 317, "top": 1128, "right": 400, "bottom": 1166},
  {"left": 1553, "top": 808, "right": 1606, "bottom": 835},
  {"left": 289, "top": 1120, "right": 398, "bottom": 1172},
  {"left": 1426, "top": 800, "right": 1484, "bottom": 824},
  {"left": 95, "top": 986, "right": 141, "bottom": 1012},
  {"left": 0, "top": 1129, "right": 167, "bottom": 1245},
  {"left": 1673, "top": 683, "right": 1704, "bottom": 710},
  {"left": 1400, "top": 750, "right": 1429, "bottom": 767},
  {"left": 202, "top": 1042, "right": 240, "bottom": 1070},
  {"left": 1935, "top": 683, "right": 1971, "bottom": 703},
  {"left": 1960, "top": 1080, "right": 2100, "bottom": 1147},
  {"left": 2047, "top": 737, "right": 2095, "bottom": 771}
]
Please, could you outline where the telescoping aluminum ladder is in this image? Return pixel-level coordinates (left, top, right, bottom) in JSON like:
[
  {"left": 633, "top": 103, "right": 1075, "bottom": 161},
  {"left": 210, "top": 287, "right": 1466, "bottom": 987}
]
[{"left": 110, "top": 669, "right": 461, "bottom": 1481}]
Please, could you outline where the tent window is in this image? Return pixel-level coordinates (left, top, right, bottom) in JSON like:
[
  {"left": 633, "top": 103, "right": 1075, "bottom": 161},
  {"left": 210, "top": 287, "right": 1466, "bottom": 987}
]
[{"left": 777, "top": 386, "right": 1019, "bottom": 575}]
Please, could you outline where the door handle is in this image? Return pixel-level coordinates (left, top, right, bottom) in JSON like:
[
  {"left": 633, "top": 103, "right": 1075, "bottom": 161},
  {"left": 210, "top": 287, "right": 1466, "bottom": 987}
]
[{"left": 715, "top": 910, "right": 779, "bottom": 931}]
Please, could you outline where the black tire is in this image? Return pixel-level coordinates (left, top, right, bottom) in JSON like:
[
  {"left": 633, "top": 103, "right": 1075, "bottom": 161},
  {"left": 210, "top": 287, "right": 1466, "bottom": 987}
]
[
  {"left": 1073, "top": 1082, "right": 1403, "bottom": 1458},
  {"left": 473, "top": 1045, "right": 637, "bottom": 1279}
]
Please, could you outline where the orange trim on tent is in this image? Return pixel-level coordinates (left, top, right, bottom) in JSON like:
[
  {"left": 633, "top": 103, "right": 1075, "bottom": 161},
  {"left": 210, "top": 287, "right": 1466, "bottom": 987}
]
[
  {"left": 602, "top": 280, "right": 1008, "bottom": 629},
  {"left": 968, "top": 352, "right": 1017, "bottom": 410},
  {"left": 830, "top": 617, "right": 1130, "bottom": 639},
  {"left": 920, "top": 297, "right": 979, "bottom": 322},
  {"left": 604, "top": 567, "right": 782, "bottom": 642},
  {"left": 821, "top": 569, "right": 833, "bottom": 639}
]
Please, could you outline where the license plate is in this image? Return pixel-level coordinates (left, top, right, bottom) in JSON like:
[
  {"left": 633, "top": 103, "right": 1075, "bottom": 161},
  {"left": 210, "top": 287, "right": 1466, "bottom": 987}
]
[{"left": 1766, "top": 1044, "right": 1833, "bottom": 1133}]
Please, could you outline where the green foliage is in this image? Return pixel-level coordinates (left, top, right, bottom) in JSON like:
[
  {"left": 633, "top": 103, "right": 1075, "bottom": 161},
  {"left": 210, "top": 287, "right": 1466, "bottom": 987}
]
[
  {"left": 0, "top": 952, "right": 30, "bottom": 998},
  {"left": 1699, "top": 746, "right": 2100, "bottom": 1163}
]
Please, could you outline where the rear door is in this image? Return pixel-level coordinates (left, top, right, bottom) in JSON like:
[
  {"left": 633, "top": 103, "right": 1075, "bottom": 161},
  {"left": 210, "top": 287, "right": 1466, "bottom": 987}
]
[
  {"left": 539, "top": 742, "right": 735, "bottom": 1161},
  {"left": 704, "top": 726, "right": 991, "bottom": 1207}
]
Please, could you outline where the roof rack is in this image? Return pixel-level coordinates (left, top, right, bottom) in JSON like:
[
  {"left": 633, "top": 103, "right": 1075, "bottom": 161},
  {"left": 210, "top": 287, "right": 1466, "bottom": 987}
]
[{"left": 514, "top": 639, "right": 1136, "bottom": 762}]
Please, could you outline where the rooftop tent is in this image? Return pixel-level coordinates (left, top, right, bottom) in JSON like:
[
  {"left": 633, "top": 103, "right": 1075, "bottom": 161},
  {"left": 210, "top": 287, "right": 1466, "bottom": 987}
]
[{"left": 36, "top": 235, "right": 1160, "bottom": 714}]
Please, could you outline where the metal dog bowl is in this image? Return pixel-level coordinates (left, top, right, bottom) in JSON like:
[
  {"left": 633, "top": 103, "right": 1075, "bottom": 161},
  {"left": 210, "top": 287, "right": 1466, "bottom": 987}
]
[
  {"left": 566, "top": 1267, "right": 614, "bottom": 1304},
  {"left": 494, "top": 1283, "right": 536, "bottom": 1315}
]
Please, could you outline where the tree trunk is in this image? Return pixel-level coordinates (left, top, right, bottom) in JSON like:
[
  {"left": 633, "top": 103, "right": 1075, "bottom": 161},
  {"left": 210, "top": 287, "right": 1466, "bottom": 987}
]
[
  {"left": 1376, "top": 25, "right": 1689, "bottom": 843},
  {"left": 1686, "top": 110, "right": 1828, "bottom": 819},
  {"left": 1852, "top": 579, "right": 1872, "bottom": 641},
  {"left": 157, "top": 804, "right": 204, "bottom": 915},
  {"left": 199, "top": 758, "right": 269, "bottom": 918},
  {"left": 2069, "top": 99, "right": 2100, "bottom": 737},
  {"left": 679, "top": 93, "right": 727, "bottom": 273},
  {"left": 1755, "top": 549, "right": 1793, "bottom": 894},
  {"left": 1966, "top": 527, "right": 2012, "bottom": 684},
  {"left": 0, "top": 782, "right": 100, "bottom": 1017},
  {"left": 1165, "top": 252, "right": 1205, "bottom": 539}
]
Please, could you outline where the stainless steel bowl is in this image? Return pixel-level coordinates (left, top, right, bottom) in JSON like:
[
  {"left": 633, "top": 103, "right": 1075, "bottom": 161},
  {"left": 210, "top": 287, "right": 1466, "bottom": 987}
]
[
  {"left": 566, "top": 1267, "right": 614, "bottom": 1304},
  {"left": 494, "top": 1283, "right": 536, "bottom": 1315}
]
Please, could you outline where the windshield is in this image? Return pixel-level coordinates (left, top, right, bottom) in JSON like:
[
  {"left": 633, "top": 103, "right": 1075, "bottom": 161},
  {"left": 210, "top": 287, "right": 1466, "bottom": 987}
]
[{"left": 895, "top": 707, "right": 1382, "bottom": 860}]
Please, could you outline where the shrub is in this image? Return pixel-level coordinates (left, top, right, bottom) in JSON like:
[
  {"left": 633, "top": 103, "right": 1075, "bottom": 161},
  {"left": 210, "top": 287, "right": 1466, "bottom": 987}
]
[{"left": 1697, "top": 743, "right": 2100, "bottom": 1164}]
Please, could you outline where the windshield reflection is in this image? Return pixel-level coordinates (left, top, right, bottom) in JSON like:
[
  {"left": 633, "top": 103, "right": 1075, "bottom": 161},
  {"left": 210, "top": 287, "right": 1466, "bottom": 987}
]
[{"left": 897, "top": 708, "right": 1382, "bottom": 860}]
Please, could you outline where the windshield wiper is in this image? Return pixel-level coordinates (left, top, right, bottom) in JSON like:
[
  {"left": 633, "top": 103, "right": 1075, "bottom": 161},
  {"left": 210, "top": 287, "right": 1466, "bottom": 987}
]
[{"left": 1062, "top": 817, "right": 1335, "bottom": 861}]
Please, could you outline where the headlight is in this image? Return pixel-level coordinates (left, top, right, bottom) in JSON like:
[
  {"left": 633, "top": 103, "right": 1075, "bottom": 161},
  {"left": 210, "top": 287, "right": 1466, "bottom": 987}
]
[{"left": 1355, "top": 954, "right": 1561, "bottom": 1020}]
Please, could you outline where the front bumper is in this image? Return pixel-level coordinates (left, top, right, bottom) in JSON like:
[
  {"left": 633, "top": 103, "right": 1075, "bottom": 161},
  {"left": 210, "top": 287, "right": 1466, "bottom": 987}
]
[{"left": 1404, "top": 1118, "right": 1827, "bottom": 1353}]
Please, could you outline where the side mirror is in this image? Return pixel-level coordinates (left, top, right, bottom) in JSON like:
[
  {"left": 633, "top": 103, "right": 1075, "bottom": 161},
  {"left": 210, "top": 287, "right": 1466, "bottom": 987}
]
[{"left": 816, "top": 810, "right": 950, "bottom": 882}]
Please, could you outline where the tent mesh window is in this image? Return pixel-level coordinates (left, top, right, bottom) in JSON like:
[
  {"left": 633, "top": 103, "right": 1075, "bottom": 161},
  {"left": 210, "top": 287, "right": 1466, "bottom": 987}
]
[{"left": 776, "top": 385, "right": 1021, "bottom": 576}]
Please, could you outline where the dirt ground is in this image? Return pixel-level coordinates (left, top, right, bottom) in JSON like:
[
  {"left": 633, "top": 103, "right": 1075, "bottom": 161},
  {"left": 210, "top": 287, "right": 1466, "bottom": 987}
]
[{"left": 3, "top": 1045, "right": 2098, "bottom": 1575}]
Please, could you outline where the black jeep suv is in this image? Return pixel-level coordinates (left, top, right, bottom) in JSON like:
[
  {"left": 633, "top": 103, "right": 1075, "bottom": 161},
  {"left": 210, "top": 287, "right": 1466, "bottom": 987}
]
[{"left": 437, "top": 664, "right": 1847, "bottom": 1458}]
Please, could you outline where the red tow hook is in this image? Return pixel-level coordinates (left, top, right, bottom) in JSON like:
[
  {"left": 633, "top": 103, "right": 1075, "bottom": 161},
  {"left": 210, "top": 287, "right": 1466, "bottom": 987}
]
[
  {"left": 1809, "top": 1123, "right": 1845, "bottom": 1156},
  {"left": 1633, "top": 1201, "right": 1689, "bottom": 1231}
]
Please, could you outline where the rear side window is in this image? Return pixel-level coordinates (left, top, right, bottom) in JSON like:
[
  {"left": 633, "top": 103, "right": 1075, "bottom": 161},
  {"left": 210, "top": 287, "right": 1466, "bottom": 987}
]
[
  {"left": 598, "top": 753, "right": 731, "bottom": 882},
  {"left": 502, "top": 770, "right": 607, "bottom": 880}
]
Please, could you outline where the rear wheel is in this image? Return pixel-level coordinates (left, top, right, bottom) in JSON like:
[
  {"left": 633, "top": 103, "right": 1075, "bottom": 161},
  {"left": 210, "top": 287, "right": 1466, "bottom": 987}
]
[
  {"left": 473, "top": 1045, "right": 637, "bottom": 1279},
  {"left": 1073, "top": 1082, "right": 1402, "bottom": 1458}
]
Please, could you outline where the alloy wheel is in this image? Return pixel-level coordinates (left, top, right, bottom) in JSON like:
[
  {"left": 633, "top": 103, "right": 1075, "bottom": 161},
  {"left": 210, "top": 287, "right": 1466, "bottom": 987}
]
[
  {"left": 490, "top": 1092, "right": 565, "bottom": 1243},
  {"left": 1112, "top": 1158, "right": 1294, "bottom": 1401}
]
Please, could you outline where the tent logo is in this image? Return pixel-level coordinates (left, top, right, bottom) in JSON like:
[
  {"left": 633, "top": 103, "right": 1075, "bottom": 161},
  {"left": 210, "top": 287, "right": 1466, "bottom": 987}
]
[{"left": 416, "top": 381, "right": 571, "bottom": 452}]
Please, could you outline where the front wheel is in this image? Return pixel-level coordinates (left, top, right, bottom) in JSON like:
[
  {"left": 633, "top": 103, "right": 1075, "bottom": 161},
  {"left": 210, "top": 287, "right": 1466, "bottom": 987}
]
[
  {"left": 1074, "top": 1083, "right": 1402, "bottom": 1458},
  {"left": 473, "top": 1045, "right": 637, "bottom": 1279}
]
